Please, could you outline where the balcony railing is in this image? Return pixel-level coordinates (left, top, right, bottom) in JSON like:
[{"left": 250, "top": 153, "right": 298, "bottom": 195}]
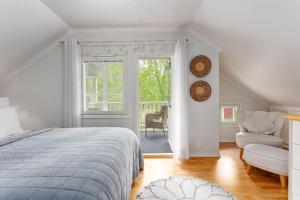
[
  {"left": 85, "top": 100, "right": 169, "bottom": 129},
  {"left": 87, "top": 102, "right": 123, "bottom": 112},
  {"left": 139, "top": 101, "right": 169, "bottom": 129}
]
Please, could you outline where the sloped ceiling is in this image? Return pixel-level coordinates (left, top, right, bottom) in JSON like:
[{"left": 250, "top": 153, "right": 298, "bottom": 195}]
[
  {"left": 2, "top": 0, "right": 299, "bottom": 106},
  {"left": 192, "top": 0, "right": 300, "bottom": 106},
  {"left": 0, "top": 0, "right": 70, "bottom": 79},
  {"left": 41, "top": 0, "right": 203, "bottom": 28}
]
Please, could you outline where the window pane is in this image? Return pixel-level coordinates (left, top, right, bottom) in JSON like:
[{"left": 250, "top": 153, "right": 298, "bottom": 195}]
[
  {"left": 97, "top": 79, "right": 103, "bottom": 101},
  {"left": 108, "top": 62, "right": 123, "bottom": 79},
  {"left": 83, "top": 60, "right": 124, "bottom": 113},
  {"left": 108, "top": 95, "right": 123, "bottom": 112},
  {"left": 224, "top": 108, "right": 233, "bottom": 120},
  {"left": 108, "top": 79, "right": 123, "bottom": 94},
  {"left": 86, "top": 94, "right": 97, "bottom": 110},
  {"left": 221, "top": 105, "right": 238, "bottom": 123},
  {"left": 86, "top": 63, "right": 98, "bottom": 76},
  {"left": 86, "top": 62, "right": 104, "bottom": 77},
  {"left": 96, "top": 65, "right": 104, "bottom": 78},
  {"left": 85, "top": 95, "right": 90, "bottom": 105},
  {"left": 108, "top": 103, "right": 123, "bottom": 112},
  {"left": 108, "top": 95, "right": 122, "bottom": 102},
  {"left": 86, "top": 78, "right": 96, "bottom": 93}
]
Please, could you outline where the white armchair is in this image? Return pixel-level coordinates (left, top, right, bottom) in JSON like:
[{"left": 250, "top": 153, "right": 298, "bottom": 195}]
[{"left": 235, "top": 111, "right": 285, "bottom": 159}]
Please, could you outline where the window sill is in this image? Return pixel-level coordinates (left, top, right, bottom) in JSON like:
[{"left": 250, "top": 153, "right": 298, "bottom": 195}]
[
  {"left": 220, "top": 123, "right": 239, "bottom": 128},
  {"left": 81, "top": 114, "right": 129, "bottom": 119}
]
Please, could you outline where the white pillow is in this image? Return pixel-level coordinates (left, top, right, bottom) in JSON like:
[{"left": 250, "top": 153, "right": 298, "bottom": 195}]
[
  {"left": 0, "top": 97, "right": 9, "bottom": 108},
  {"left": 0, "top": 107, "right": 24, "bottom": 138},
  {"left": 241, "top": 112, "right": 278, "bottom": 135}
]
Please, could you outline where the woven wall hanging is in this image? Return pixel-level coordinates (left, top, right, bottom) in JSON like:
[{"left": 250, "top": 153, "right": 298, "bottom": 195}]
[
  {"left": 190, "top": 81, "right": 212, "bottom": 102},
  {"left": 190, "top": 55, "right": 211, "bottom": 77}
]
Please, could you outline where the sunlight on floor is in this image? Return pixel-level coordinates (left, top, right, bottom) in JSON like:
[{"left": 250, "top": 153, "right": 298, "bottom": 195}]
[{"left": 216, "top": 156, "right": 237, "bottom": 186}]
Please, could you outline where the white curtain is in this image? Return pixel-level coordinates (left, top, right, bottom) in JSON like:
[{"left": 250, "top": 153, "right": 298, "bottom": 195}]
[
  {"left": 171, "top": 37, "right": 190, "bottom": 160},
  {"left": 63, "top": 39, "right": 81, "bottom": 128}
]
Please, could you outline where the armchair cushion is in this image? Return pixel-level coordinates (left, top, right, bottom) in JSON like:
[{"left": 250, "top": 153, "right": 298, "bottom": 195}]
[
  {"left": 241, "top": 114, "right": 277, "bottom": 135},
  {"left": 243, "top": 144, "right": 288, "bottom": 176},
  {"left": 236, "top": 111, "right": 285, "bottom": 136},
  {"left": 236, "top": 132, "right": 283, "bottom": 148}
]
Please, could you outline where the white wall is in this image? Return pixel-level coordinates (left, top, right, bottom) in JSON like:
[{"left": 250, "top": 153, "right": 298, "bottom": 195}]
[
  {"left": 219, "top": 74, "right": 269, "bottom": 142},
  {"left": 0, "top": 0, "right": 69, "bottom": 80},
  {"left": 270, "top": 106, "right": 300, "bottom": 115},
  {"left": 0, "top": 46, "right": 64, "bottom": 130},
  {"left": 187, "top": 33, "right": 220, "bottom": 156},
  {"left": 0, "top": 27, "right": 221, "bottom": 156}
]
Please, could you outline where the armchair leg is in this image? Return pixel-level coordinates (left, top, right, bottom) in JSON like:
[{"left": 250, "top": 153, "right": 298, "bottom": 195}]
[
  {"left": 279, "top": 175, "right": 287, "bottom": 187},
  {"left": 239, "top": 148, "right": 244, "bottom": 160},
  {"left": 246, "top": 164, "right": 252, "bottom": 174}
]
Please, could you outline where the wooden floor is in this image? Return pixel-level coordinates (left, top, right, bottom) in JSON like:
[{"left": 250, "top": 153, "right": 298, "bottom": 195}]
[{"left": 131, "top": 143, "right": 288, "bottom": 200}]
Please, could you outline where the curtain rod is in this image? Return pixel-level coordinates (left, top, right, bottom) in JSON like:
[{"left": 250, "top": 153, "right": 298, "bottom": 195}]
[{"left": 59, "top": 39, "right": 188, "bottom": 45}]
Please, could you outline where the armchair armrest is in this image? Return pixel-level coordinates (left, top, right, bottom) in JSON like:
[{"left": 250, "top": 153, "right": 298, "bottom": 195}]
[{"left": 237, "top": 124, "right": 247, "bottom": 132}]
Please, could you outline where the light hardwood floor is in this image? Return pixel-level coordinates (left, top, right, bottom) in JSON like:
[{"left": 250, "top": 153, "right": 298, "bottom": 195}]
[{"left": 131, "top": 143, "right": 288, "bottom": 200}]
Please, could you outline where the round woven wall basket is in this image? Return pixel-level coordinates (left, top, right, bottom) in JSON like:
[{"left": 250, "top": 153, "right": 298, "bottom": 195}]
[
  {"left": 190, "top": 55, "right": 211, "bottom": 77},
  {"left": 190, "top": 81, "right": 211, "bottom": 102}
]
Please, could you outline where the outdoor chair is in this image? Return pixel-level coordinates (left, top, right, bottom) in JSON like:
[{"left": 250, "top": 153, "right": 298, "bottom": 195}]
[{"left": 145, "top": 105, "right": 168, "bottom": 137}]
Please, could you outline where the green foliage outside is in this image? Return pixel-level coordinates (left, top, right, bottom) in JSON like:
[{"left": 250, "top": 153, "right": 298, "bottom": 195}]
[{"left": 139, "top": 58, "right": 171, "bottom": 102}]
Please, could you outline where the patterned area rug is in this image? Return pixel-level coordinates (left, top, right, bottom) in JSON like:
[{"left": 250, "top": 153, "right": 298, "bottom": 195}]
[{"left": 136, "top": 176, "right": 238, "bottom": 200}]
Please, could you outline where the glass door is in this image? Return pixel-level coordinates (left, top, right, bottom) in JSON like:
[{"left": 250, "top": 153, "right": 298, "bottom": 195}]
[{"left": 138, "top": 58, "right": 172, "bottom": 154}]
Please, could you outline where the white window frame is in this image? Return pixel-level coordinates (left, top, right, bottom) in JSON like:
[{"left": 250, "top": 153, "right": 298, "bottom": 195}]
[
  {"left": 81, "top": 56, "right": 128, "bottom": 117},
  {"left": 220, "top": 103, "right": 240, "bottom": 126}
]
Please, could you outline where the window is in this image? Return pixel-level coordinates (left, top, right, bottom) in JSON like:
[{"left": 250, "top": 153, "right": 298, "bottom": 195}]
[
  {"left": 82, "top": 59, "right": 125, "bottom": 114},
  {"left": 220, "top": 105, "right": 239, "bottom": 124}
]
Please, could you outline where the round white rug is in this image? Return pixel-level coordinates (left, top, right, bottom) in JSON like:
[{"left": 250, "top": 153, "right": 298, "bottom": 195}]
[{"left": 136, "top": 176, "right": 238, "bottom": 200}]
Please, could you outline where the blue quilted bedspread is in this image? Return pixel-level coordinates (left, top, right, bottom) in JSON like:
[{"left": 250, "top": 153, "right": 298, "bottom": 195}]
[{"left": 0, "top": 127, "right": 143, "bottom": 200}]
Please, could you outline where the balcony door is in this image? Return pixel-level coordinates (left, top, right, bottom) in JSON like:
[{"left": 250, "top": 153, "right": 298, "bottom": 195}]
[{"left": 138, "top": 58, "right": 172, "bottom": 154}]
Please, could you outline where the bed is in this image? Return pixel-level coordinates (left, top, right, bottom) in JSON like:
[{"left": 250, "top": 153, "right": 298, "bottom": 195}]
[{"left": 0, "top": 127, "right": 143, "bottom": 200}]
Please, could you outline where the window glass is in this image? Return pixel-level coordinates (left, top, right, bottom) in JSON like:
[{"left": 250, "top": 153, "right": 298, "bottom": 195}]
[
  {"left": 221, "top": 105, "right": 239, "bottom": 124},
  {"left": 83, "top": 60, "right": 124, "bottom": 113}
]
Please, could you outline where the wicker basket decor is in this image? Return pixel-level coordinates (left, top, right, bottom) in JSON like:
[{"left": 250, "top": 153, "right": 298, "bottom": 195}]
[
  {"left": 190, "top": 55, "right": 211, "bottom": 77},
  {"left": 190, "top": 81, "right": 212, "bottom": 102}
]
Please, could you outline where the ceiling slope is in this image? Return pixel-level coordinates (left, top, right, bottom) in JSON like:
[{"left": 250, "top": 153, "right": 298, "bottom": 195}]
[
  {"left": 192, "top": 0, "right": 300, "bottom": 106},
  {"left": 0, "top": 0, "right": 70, "bottom": 79},
  {"left": 41, "top": 0, "right": 203, "bottom": 28},
  {"left": 2, "top": 0, "right": 299, "bottom": 106}
]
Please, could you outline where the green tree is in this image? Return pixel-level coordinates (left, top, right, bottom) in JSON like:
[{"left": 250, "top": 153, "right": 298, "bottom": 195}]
[{"left": 139, "top": 59, "right": 171, "bottom": 102}]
